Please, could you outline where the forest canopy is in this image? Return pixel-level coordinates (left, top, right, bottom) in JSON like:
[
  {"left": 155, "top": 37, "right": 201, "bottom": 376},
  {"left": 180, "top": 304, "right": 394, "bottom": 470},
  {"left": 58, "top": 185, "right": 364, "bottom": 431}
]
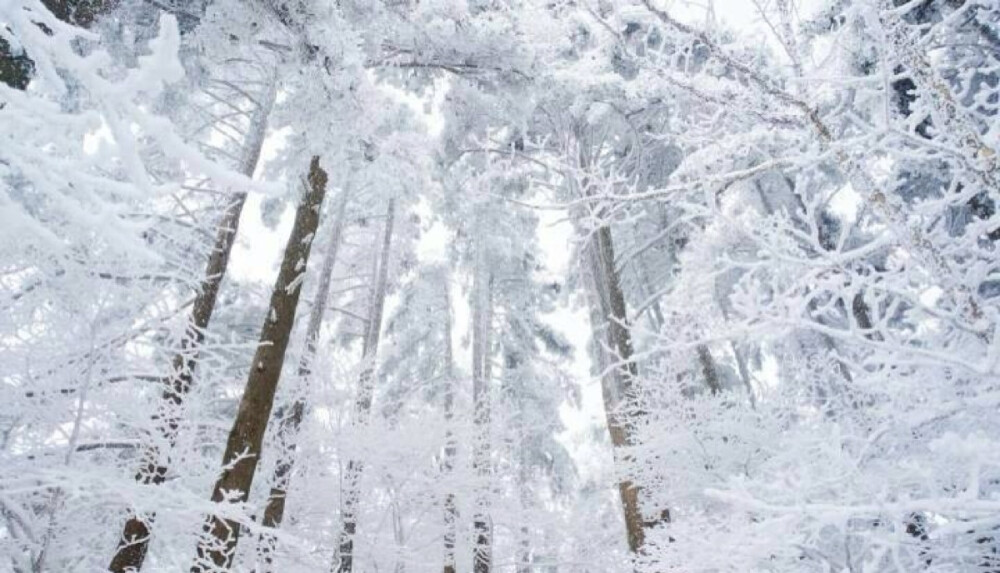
[{"left": 1, "top": 0, "right": 999, "bottom": 571}]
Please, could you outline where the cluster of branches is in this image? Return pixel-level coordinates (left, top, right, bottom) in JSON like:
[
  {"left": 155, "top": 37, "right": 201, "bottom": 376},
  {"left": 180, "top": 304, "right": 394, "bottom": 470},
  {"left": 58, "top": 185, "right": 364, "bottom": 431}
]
[{"left": 3, "top": 0, "right": 1000, "bottom": 572}]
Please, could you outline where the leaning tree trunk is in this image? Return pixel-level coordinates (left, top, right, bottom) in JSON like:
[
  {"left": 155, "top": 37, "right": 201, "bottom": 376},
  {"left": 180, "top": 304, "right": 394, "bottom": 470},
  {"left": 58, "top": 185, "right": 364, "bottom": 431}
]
[
  {"left": 470, "top": 238, "right": 494, "bottom": 573},
  {"left": 109, "top": 85, "right": 275, "bottom": 573},
  {"left": 571, "top": 123, "right": 658, "bottom": 556},
  {"left": 334, "top": 199, "right": 396, "bottom": 573},
  {"left": 441, "top": 283, "right": 458, "bottom": 573},
  {"left": 585, "top": 224, "right": 656, "bottom": 555},
  {"left": 190, "top": 156, "right": 328, "bottom": 572},
  {"left": 255, "top": 180, "right": 352, "bottom": 572}
]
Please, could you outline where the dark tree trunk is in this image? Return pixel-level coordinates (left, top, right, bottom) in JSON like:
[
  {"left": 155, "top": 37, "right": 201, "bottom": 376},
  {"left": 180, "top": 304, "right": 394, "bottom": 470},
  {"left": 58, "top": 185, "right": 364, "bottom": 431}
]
[
  {"left": 190, "top": 156, "right": 328, "bottom": 572},
  {"left": 109, "top": 90, "right": 273, "bottom": 573},
  {"left": 470, "top": 239, "right": 494, "bottom": 573},
  {"left": 515, "top": 419, "right": 531, "bottom": 573},
  {"left": 441, "top": 283, "right": 458, "bottom": 573},
  {"left": 571, "top": 123, "right": 657, "bottom": 557},
  {"left": 586, "top": 224, "right": 657, "bottom": 555},
  {"left": 255, "top": 181, "right": 352, "bottom": 572}
]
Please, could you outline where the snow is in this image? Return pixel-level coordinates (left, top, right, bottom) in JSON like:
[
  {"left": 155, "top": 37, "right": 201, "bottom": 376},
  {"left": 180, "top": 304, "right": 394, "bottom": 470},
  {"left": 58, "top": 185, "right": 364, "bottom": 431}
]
[{"left": 4, "top": 0, "right": 1000, "bottom": 571}]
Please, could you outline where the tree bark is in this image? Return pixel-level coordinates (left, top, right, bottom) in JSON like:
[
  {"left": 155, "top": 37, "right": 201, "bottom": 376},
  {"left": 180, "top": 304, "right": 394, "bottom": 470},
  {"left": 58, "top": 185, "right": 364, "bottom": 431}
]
[
  {"left": 441, "top": 283, "right": 458, "bottom": 573},
  {"left": 254, "top": 182, "right": 351, "bottom": 571},
  {"left": 470, "top": 237, "right": 494, "bottom": 573},
  {"left": 515, "top": 424, "right": 531, "bottom": 573},
  {"left": 190, "top": 155, "right": 328, "bottom": 572},
  {"left": 392, "top": 502, "right": 406, "bottom": 573},
  {"left": 585, "top": 224, "right": 655, "bottom": 555},
  {"left": 334, "top": 199, "right": 396, "bottom": 573},
  {"left": 110, "top": 86, "right": 274, "bottom": 573},
  {"left": 571, "top": 123, "right": 656, "bottom": 557}
]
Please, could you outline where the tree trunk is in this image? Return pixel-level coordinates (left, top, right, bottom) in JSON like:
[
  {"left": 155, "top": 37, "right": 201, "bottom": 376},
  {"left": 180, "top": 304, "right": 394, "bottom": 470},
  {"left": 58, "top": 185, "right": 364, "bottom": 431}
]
[
  {"left": 571, "top": 123, "right": 655, "bottom": 556},
  {"left": 190, "top": 155, "right": 328, "bottom": 572},
  {"left": 109, "top": 86, "right": 274, "bottom": 573},
  {"left": 585, "top": 225, "right": 653, "bottom": 555},
  {"left": 392, "top": 502, "right": 406, "bottom": 573},
  {"left": 334, "top": 199, "right": 396, "bottom": 573},
  {"left": 730, "top": 340, "right": 756, "bottom": 408},
  {"left": 516, "top": 423, "right": 531, "bottom": 573},
  {"left": 255, "top": 182, "right": 352, "bottom": 571},
  {"left": 470, "top": 238, "right": 494, "bottom": 573},
  {"left": 441, "top": 283, "right": 458, "bottom": 573}
]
